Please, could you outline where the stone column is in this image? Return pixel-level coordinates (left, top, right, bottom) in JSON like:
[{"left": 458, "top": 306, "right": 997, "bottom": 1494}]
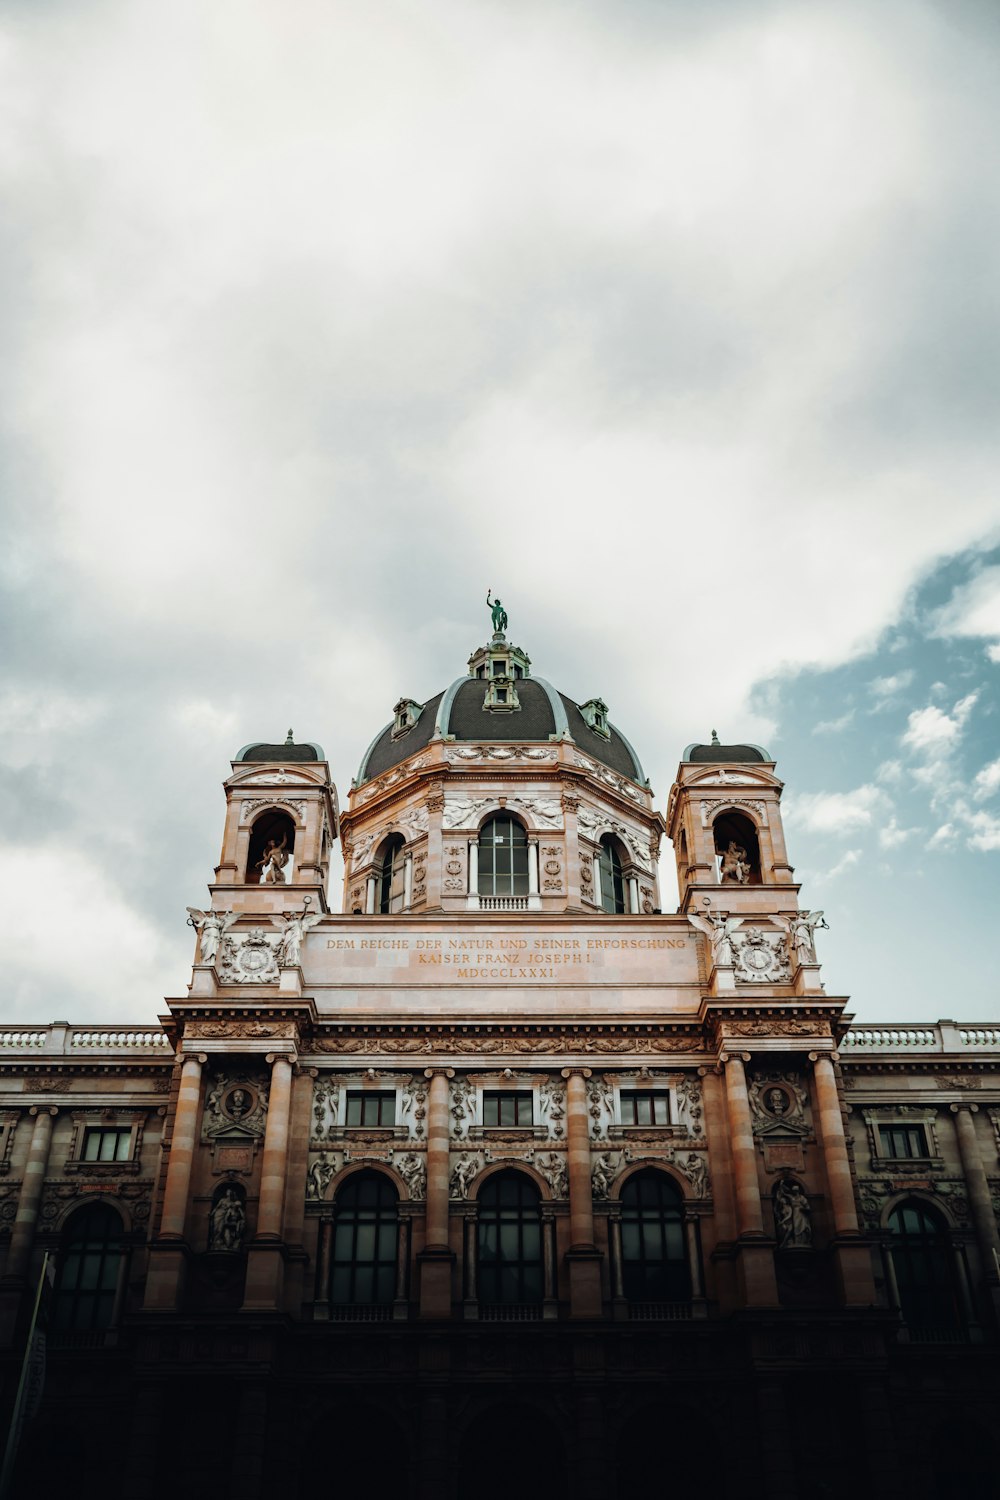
[
  {"left": 365, "top": 876, "right": 376, "bottom": 914},
  {"left": 463, "top": 1210, "right": 478, "bottom": 1318},
  {"left": 528, "top": 840, "right": 540, "bottom": 897},
  {"left": 394, "top": 1213, "right": 411, "bottom": 1318},
  {"left": 468, "top": 840, "right": 479, "bottom": 895},
  {"left": 542, "top": 1208, "right": 557, "bottom": 1319},
  {"left": 403, "top": 852, "right": 413, "bottom": 910},
  {"left": 314, "top": 1219, "right": 333, "bottom": 1319},
  {"left": 592, "top": 853, "right": 603, "bottom": 910},
  {"left": 951, "top": 1103, "right": 1000, "bottom": 1323},
  {"left": 419, "top": 1068, "right": 455, "bottom": 1317},
  {"left": 685, "top": 1212, "right": 707, "bottom": 1313},
  {"left": 245, "top": 1052, "right": 294, "bottom": 1309},
  {"left": 810, "top": 1051, "right": 875, "bottom": 1306},
  {"left": 562, "top": 1067, "right": 602, "bottom": 1317},
  {"left": 628, "top": 875, "right": 640, "bottom": 914},
  {"left": 5, "top": 1107, "right": 57, "bottom": 1280},
  {"left": 160, "top": 1053, "right": 205, "bottom": 1238},
  {"left": 608, "top": 1207, "right": 626, "bottom": 1320},
  {"left": 144, "top": 1051, "right": 205, "bottom": 1309},
  {"left": 722, "top": 1052, "right": 777, "bottom": 1306}
]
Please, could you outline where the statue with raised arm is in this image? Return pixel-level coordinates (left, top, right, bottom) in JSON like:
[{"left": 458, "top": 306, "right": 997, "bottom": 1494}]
[
  {"left": 186, "top": 907, "right": 237, "bottom": 965},
  {"left": 486, "top": 589, "right": 508, "bottom": 635},
  {"left": 689, "top": 909, "right": 743, "bottom": 967},
  {"left": 719, "top": 841, "right": 751, "bottom": 884},
  {"left": 777, "top": 909, "right": 828, "bottom": 967},
  {"left": 274, "top": 898, "right": 322, "bottom": 967},
  {"left": 258, "top": 832, "right": 289, "bottom": 884}
]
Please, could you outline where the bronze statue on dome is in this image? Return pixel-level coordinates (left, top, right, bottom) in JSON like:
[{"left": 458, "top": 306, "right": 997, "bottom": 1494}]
[{"left": 487, "top": 589, "right": 508, "bottom": 635}]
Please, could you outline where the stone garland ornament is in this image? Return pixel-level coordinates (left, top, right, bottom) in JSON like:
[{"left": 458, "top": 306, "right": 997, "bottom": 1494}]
[
  {"left": 240, "top": 797, "right": 306, "bottom": 826},
  {"left": 539, "top": 1077, "right": 566, "bottom": 1139},
  {"left": 399, "top": 1079, "right": 427, "bottom": 1139},
  {"left": 312, "top": 1078, "right": 341, "bottom": 1140},
  {"left": 311, "top": 1031, "right": 705, "bottom": 1056},
  {"left": 587, "top": 1078, "right": 615, "bottom": 1140},
  {"left": 673, "top": 1074, "right": 704, "bottom": 1135},
  {"left": 450, "top": 1077, "right": 477, "bottom": 1139}
]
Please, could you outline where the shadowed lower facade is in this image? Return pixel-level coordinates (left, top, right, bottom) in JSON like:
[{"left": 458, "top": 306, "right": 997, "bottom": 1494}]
[{"left": 1, "top": 628, "right": 998, "bottom": 1499}]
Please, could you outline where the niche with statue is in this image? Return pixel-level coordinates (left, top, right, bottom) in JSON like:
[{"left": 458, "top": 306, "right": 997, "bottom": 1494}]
[{"left": 712, "top": 810, "right": 761, "bottom": 885}]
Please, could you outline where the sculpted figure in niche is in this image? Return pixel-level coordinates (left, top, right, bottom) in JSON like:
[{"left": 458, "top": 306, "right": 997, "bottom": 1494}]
[
  {"left": 774, "top": 1178, "right": 812, "bottom": 1248},
  {"left": 307, "top": 1158, "right": 336, "bottom": 1201},
  {"left": 186, "top": 907, "right": 236, "bottom": 965},
  {"left": 229, "top": 1088, "right": 249, "bottom": 1120},
  {"left": 486, "top": 589, "right": 508, "bottom": 635},
  {"left": 719, "top": 842, "right": 751, "bottom": 885},
  {"left": 209, "top": 1186, "right": 246, "bottom": 1252},
  {"left": 258, "top": 833, "right": 290, "bottom": 884},
  {"left": 766, "top": 1088, "right": 789, "bottom": 1117}
]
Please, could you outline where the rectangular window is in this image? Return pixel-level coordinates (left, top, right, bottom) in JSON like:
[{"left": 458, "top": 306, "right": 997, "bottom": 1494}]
[
  {"left": 82, "top": 1127, "right": 133, "bottom": 1163},
  {"left": 492, "top": 659, "right": 506, "bottom": 676},
  {"left": 620, "top": 1091, "right": 670, "bottom": 1126},
  {"left": 483, "top": 1092, "right": 534, "bottom": 1127},
  {"left": 346, "top": 1092, "right": 396, "bottom": 1127},
  {"left": 495, "top": 688, "right": 507, "bottom": 703},
  {"left": 878, "top": 1124, "right": 928, "bottom": 1159}
]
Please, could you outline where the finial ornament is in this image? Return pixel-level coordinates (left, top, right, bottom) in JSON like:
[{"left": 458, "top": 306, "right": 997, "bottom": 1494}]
[
  {"left": 711, "top": 729, "right": 720, "bottom": 745},
  {"left": 285, "top": 728, "right": 294, "bottom": 745},
  {"left": 486, "top": 589, "right": 508, "bottom": 636}
]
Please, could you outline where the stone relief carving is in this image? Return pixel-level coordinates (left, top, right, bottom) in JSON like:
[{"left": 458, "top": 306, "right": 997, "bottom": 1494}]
[
  {"left": 669, "top": 1149, "right": 710, "bottom": 1199},
  {"left": 306, "top": 1157, "right": 337, "bottom": 1200},
  {"left": 350, "top": 830, "right": 379, "bottom": 870},
  {"left": 395, "top": 1151, "right": 426, "bottom": 1199},
  {"left": 725, "top": 1019, "right": 826, "bottom": 1038},
  {"left": 187, "top": 1021, "right": 289, "bottom": 1040},
  {"left": 539, "top": 1077, "right": 566, "bottom": 1139},
  {"left": 399, "top": 1078, "right": 427, "bottom": 1139},
  {"left": 573, "top": 754, "right": 643, "bottom": 802},
  {"left": 312, "top": 1078, "right": 340, "bottom": 1139},
  {"left": 240, "top": 797, "right": 305, "bottom": 825},
  {"left": 186, "top": 907, "right": 237, "bottom": 964},
  {"left": 773, "top": 1178, "right": 812, "bottom": 1247},
  {"left": 450, "top": 1151, "right": 491, "bottom": 1199},
  {"left": 536, "top": 1151, "right": 569, "bottom": 1198},
  {"left": 576, "top": 807, "right": 652, "bottom": 871},
  {"left": 312, "top": 1030, "right": 704, "bottom": 1057},
  {"left": 204, "top": 1072, "right": 268, "bottom": 1139},
  {"left": 450, "top": 1077, "right": 477, "bottom": 1139},
  {"left": 749, "top": 1071, "right": 809, "bottom": 1135},
  {"left": 217, "top": 929, "right": 282, "bottom": 985},
  {"left": 591, "top": 1151, "right": 623, "bottom": 1199},
  {"left": 412, "top": 851, "right": 427, "bottom": 903},
  {"left": 355, "top": 758, "right": 431, "bottom": 803},
  {"left": 445, "top": 746, "right": 554, "bottom": 763},
  {"left": 700, "top": 797, "right": 767, "bottom": 828},
  {"left": 935, "top": 1075, "right": 983, "bottom": 1090},
  {"left": 673, "top": 1074, "right": 704, "bottom": 1135},
  {"left": 510, "top": 796, "right": 563, "bottom": 830},
  {"left": 443, "top": 798, "right": 493, "bottom": 831},
  {"left": 731, "top": 927, "right": 792, "bottom": 984},
  {"left": 542, "top": 845, "right": 563, "bottom": 891},
  {"left": 587, "top": 1078, "right": 615, "bottom": 1139},
  {"left": 208, "top": 1186, "right": 246, "bottom": 1251}
]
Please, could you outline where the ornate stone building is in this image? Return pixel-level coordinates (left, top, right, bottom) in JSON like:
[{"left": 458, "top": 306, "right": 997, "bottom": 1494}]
[{"left": 1, "top": 621, "right": 998, "bottom": 1499}]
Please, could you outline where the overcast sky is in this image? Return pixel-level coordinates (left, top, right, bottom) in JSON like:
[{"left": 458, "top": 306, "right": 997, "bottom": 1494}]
[{"left": 2, "top": 0, "right": 999, "bottom": 1025}]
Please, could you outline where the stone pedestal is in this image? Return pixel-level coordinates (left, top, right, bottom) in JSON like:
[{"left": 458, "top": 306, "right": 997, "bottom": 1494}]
[
  {"left": 793, "top": 961, "right": 823, "bottom": 996},
  {"left": 244, "top": 1240, "right": 288, "bottom": 1309},
  {"left": 418, "top": 1245, "right": 455, "bottom": 1319},
  {"left": 278, "top": 965, "right": 304, "bottom": 996},
  {"left": 144, "top": 1242, "right": 191, "bottom": 1311},
  {"left": 566, "top": 1246, "right": 603, "bottom": 1319},
  {"left": 189, "top": 963, "right": 218, "bottom": 996}
]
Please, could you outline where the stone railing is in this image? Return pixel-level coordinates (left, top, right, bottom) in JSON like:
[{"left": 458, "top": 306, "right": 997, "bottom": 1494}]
[
  {"left": 0, "top": 1024, "right": 172, "bottom": 1055},
  {"left": 478, "top": 896, "right": 530, "bottom": 912},
  {"left": 841, "top": 1022, "right": 1000, "bottom": 1054}
]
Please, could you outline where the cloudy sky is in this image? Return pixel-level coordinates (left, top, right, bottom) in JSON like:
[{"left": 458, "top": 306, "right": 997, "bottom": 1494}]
[{"left": 2, "top": 0, "right": 999, "bottom": 1025}]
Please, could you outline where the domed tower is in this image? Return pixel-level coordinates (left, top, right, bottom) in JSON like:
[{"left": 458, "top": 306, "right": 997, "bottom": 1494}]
[{"left": 340, "top": 622, "right": 665, "bottom": 918}]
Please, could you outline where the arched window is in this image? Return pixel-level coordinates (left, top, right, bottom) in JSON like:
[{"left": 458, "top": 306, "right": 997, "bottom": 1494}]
[
  {"left": 598, "top": 835, "right": 627, "bottom": 914},
  {"left": 330, "top": 1173, "right": 398, "bottom": 1306},
  {"left": 478, "top": 815, "right": 529, "bottom": 898},
  {"left": 376, "top": 834, "right": 407, "bottom": 914},
  {"left": 246, "top": 809, "right": 296, "bottom": 885},
  {"left": 713, "top": 811, "right": 761, "bottom": 885},
  {"left": 53, "top": 1203, "right": 124, "bottom": 1332},
  {"left": 620, "top": 1170, "right": 690, "bottom": 1303},
  {"left": 888, "top": 1200, "right": 961, "bottom": 1336},
  {"left": 477, "top": 1171, "right": 543, "bottom": 1305}
]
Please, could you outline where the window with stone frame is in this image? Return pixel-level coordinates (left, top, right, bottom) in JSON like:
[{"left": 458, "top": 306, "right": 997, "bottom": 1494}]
[
  {"left": 82, "top": 1126, "right": 133, "bottom": 1163},
  {"left": 878, "top": 1123, "right": 929, "bottom": 1160},
  {"left": 620, "top": 1091, "right": 671, "bottom": 1126},
  {"left": 66, "top": 1112, "right": 144, "bottom": 1172},
  {"left": 483, "top": 1091, "right": 534, "bottom": 1128},
  {"left": 52, "top": 1203, "right": 124, "bottom": 1332},
  {"left": 345, "top": 1091, "right": 397, "bottom": 1128}
]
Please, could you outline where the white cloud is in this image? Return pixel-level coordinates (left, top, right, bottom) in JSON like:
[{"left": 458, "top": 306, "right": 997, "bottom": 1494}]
[
  {"left": 901, "top": 693, "right": 978, "bottom": 759},
  {"left": 932, "top": 566, "right": 1000, "bottom": 644},
  {"left": 988, "top": 644, "right": 1000, "bottom": 665},
  {"left": 964, "top": 808, "right": 1000, "bottom": 852},
  {"left": 783, "top": 784, "right": 889, "bottom": 836},
  {"left": 867, "top": 669, "right": 913, "bottom": 709},
  {"left": 879, "top": 816, "right": 919, "bottom": 849},
  {"left": 812, "top": 709, "right": 855, "bottom": 734},
  {"left": 0, "top": 687, "right": 106, "bottom": 770},
  {"left": 973, "top": 757, "right": 1000, "bottom": 800},
  {"left": 876, "top": 759, "right": 904, "bottom": 785},
  {"left": 818, "top": 848, "right": 862, "bottom": 880},
  {"left": 926, "top": 823, "right": 958, "bottom": 850}
]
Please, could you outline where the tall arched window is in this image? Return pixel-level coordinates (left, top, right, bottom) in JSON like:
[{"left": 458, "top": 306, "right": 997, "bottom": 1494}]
[
  {"left": 330, "top": 1173, "right": 399, "bottom": 1306},
  {"left": 620, "top": 1170, "right": 690, "bottom": 1303},
  {"left": 889, "top": 1200, "right": 961, "bottom": 1336},
  {"left": 713, "top": 810, "right": 761, "bottom": 885},
  {"left": 246, "top": 808, "right": 296, "bottom": 885},
  {"left": 376, "top": 834, "right": 407, "bottom": 914},
  {"left": 598, "top": 835, "right": 627, "bottom": 914},
  {"left": 53, "top": 1203, "right": 124, "bottom": 1332},
  {"left": 478, "top": 816, "right": 529, "bottom": 898},
  {"left": 477, "top": 1171, "right": 543, "bottom": 1305}
]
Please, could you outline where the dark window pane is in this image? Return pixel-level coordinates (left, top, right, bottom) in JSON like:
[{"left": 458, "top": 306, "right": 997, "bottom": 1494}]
[{"left": 329, "top": 1172, "right": 399, "bottom": 1306}]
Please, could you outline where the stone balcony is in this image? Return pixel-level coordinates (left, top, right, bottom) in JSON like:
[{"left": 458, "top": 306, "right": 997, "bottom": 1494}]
[{"left": 0, "top": 1023, "right": 172, "bottom": 1056}]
